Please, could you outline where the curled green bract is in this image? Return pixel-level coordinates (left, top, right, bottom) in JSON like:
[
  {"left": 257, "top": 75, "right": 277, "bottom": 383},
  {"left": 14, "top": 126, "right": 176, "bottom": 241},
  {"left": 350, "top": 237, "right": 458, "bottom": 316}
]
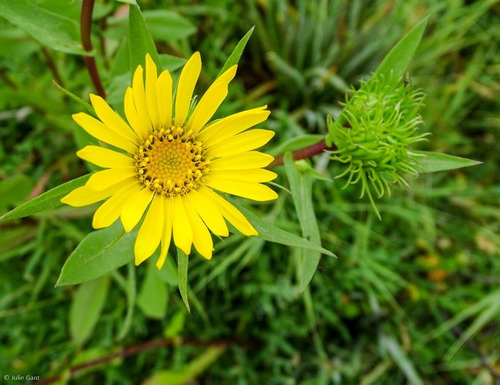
[{"left": 326, "top": 74, "right": 428, "bottom": 218}]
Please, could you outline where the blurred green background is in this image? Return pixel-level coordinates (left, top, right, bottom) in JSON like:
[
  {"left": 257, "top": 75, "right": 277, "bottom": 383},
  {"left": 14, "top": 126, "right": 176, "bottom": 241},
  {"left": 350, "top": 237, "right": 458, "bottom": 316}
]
[{"left": 0, "top": 0, "right": 499, "bottom": 384}]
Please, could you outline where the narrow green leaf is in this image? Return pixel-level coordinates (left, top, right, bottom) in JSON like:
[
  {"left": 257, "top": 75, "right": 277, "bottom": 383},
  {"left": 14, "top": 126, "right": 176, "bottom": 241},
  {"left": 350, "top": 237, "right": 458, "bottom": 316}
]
[
  {"left": 284, "top": 153, "right": 322, "bottom": 291},
  {"left": 0, "top": 174, "right": 91, "bottom": 222},
  {"left": 177, "top": 248, "right": 190, "bottom": 312},
  {"left": 144, "top": 346, "right": 226, "bottom": 385},
  {"left": 0, "top": 0, "right": 87, "bottom": 55},
  {"left": 52, "top": 81, "right": 95, "bottom": 116},
  {"left": 375, "top": 18, "right": 428, "bottom": 78},
  {"left": 414, "top": 150, "right": 481, "bottom": 173},
  {"left": 57, "top": 222, "right": 136, "bottom": 286},
  {"left": 217, "top": 26, "right": 254, "bottom": 77},
  {"left": 233, "top": 202, "right": 336, "bottom": 258},
  {"left": 117, "top": 262, "right": 136, "bottom": 340},
  {"left": 159, "top": 54, "right": 187, "bottom": 72},
  {"left": 70, "top": 275, "right": 110, "bottom": 346},
  {"left": 142, "top": 10, "right": 196, "bottom": 42},
  {"left": 128, "top": 3, "right": 160, "bottom": 74},
  {"left": 137, "top": 258, "right": 168, "bottom": 319},
  {"left": 0, "top": 174, "right": 33, "bottom": 214},
  {"left": 117, "top": 0, "right": 137, "bottom": 5},
  {"left": 381, "top": 334, "right": 424, "bottom": 385},
  {"left": 270, "top": 135, "right": 324, "bottom": 156},
  {"left": 163, "top": 310, "right": 185, "bottom": 338},
  {"left": 186, "top": 346, "right": 227, "bottom": 375}
]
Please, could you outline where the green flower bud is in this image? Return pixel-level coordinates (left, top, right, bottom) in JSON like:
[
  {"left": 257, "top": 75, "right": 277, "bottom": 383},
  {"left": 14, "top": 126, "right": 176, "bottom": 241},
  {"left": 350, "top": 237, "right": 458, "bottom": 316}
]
[{"left": 326, "top": 74, "right": 428, "bottom": 218}]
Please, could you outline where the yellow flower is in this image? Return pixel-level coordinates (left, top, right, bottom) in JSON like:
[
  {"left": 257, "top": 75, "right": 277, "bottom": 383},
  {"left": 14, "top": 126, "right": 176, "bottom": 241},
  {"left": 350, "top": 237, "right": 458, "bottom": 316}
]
[{"left": 62, "top": 53, "right": 277, "bottom": 268}]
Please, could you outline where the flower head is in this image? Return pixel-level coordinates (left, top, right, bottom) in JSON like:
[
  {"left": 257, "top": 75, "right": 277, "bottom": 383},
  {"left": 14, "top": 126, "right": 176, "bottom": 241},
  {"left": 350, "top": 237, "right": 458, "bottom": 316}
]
[
  {"left": 62, "top": 53, "right": 277, "bottom": 267},
  {"left": 326, "top": 74, "right": 427, "bottom": 217}
]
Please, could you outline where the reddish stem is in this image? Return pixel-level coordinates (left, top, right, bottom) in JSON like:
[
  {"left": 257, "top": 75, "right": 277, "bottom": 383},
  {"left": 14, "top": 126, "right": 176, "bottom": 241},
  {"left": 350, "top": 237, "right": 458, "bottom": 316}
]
[
  {"left": 268, "top": 138, "right": 336, "bottom": 168},
  {"left": 81, "top": 0, "right": 106, "bottom": 98},
  {"left": 37, "top": 337, "right": 242, "bottom": 385}
]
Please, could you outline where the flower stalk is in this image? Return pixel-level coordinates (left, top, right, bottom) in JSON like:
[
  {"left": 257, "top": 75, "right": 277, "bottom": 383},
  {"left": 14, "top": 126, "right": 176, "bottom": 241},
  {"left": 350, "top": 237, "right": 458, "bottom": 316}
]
[
  {"left": 268, "top": 139, "right": 337, "bottom": 168},
  {"left": 81, "top": 0, "right": 106, "bottom": 98}
]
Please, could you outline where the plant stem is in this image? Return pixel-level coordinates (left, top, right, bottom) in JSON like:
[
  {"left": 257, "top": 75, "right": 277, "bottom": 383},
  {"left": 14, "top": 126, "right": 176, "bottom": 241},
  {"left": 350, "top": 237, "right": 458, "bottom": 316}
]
[
  {"left": 268, "top": 138, "right": 336, "bottom": 168},
  {"left": 81, "top": 0, "right": 106, "bottom": 99},
  {"left": 41, "top": 48, "right": 64, "bottom": 87},
  {"left": 37, "top": 337, "right": 247, "bottom": 385}
]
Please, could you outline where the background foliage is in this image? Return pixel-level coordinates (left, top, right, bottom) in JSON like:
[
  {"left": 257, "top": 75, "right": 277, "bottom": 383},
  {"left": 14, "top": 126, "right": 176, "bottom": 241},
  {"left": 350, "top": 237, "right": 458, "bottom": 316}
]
[{"left": 0, "top": 0, "right": 499, "bottom": 384}]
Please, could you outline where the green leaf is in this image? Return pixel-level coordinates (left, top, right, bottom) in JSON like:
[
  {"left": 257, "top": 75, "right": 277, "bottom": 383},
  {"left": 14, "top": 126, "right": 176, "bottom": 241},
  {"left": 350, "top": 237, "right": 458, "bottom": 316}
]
[
  {"left": 381, "top": 334, "right": 424, "bottom": 385},
  {"left": 0, "top": 174, "right": 91, "bottom": 222},
  {"left": 163, "top": 310, "right": 185, "bottom": 338},
  {"left": 117, "top": 0, "right": 137, "bottom": 5},
  {"left": 57, "top": 222, "right": 136, "bottom": 286},
  {"left": 137, "top": 258, "right": 168, "bottom": 319},
  {"left": 52, "top": 80, "right": 95, "bottom": 116},
  {"left": 159, "top": 54, "right": 187, "bottom": 72},
  {"left": 0, "top": 174, "right": 33, "bottom": 214},
  {"left": 117, "top": 262, "right": 136, "bottom": 340},
  {"left": 233, "top": 202, "right": 336, "bottom": 258},
  {"left": 0, "top": 0, "right": 87, "bottom": 55},
  {"left": 270, "top": 135, "right": 324, "bottom": 157},
  {"left": 177, "top": 248, "right": 190, "bottom": 312},
  {"left": 284, "top": 153, "right": 322, "bottom": 291},
  {"left": 143, "top": 346, "right": 226, "bottom": 385},
  {"left": 375, "top": 18, "right": 428, "bottom": 78},
  {"left": 217, "top": 26, "right": 254, "bottom": 77},
  {"left": 128, "top": 3, "right": 160, "bottom": 75},
  {"left": 69, "top": 275, "right": 110, "bottom": 346},
  {"left": 414, "top": 150, "right": 481, "bottom": 173},
  {"left": 142, "top": 10, "right": 196, "bottom": 42}
]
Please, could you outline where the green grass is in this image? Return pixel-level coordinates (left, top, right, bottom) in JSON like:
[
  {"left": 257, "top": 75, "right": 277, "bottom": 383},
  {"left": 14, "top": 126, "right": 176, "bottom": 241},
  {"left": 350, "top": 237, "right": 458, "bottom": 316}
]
[{"left": 0, "top": 0, "right": 499, "bottom": 384}]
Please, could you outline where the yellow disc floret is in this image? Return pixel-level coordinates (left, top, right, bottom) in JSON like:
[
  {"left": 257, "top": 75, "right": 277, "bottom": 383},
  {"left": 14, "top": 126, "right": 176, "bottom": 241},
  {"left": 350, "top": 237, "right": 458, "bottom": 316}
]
[{"left": 135, "top": 126, "right": 209, "bottom": 197}]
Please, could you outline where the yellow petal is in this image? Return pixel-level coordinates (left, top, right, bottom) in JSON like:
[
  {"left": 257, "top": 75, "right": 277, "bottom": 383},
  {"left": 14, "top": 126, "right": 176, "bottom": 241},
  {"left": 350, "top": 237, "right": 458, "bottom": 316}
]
[
  {"left": 187, "top": 190, "right": 228, "bottom": 237},
  {"left": 206, "top": 129, "right": 274, "bottom": 158},
  {"left": 175, "top": 52, "right": 201, "bottom": 127},
  {"left": 205, "top": 178, "right": 278, "bottom": 201},
  {"left": 92, "top": 183, "right": 141, "bottom": 229},
  {"left": 172, "top": 195, "right": 193, "bottom": 255},
  {"left": 77, "top": 145, "right": 134, "bottom": 169},
  {"left": 132, "top": 65, "right": 152, "bottom": 130},
  {"left": 209, "top": 152, "right": 274, "bottom": 170},
  {"left": 134, "top": 194, "right": 164, "bottom": 265},
  {"left": 183, "top": 196, "right": 213, "bottom": 260},
  {"left": 89, "top": 94, "right": 139, "bottom": 144},
  {"left": 124, "top": 87, "right": 149, "bottom": 140},
  {"left": 156, "top": 197, "right": 173, "bottom": 269},
  {"left": 120, "top": 187, "right": 154, "bottom": 232},
  {"left": 61, "top": 179, "right": 132, "bottom": 207},
  {"left": 186, "top": 65, "right": 237, "bottom": 134},
  {"left": 72, "top": 113, "right": 137, "bottom": 154},
  {"left": 156, "top": 70, "right": 173, "bottom": 129},
  {"left": 86, "top": 167, "right": 137, "bottom": 191},
  {"left": 145, "top": 54, "right": 161, "bottom": 129},
  {"left": 200, "top": 187, "right": 257, "bottom": 236},
  {"left": 209, "top": 169, "right": 277, "bottom": 183},
  {"left": 200, "top": 107, "right": 270, "bottom": 147}
]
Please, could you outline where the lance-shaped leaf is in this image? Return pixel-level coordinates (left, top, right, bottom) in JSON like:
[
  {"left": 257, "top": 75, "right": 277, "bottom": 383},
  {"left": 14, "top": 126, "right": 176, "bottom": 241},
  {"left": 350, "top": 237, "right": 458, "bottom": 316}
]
[
  {"left": 284, "top": 154, "right": 322, "bottom": 291},
  {"left": 70, "top": 275, "right": 110, "bottom": 346},
  {"left": 0, "top": 0, "right": 87, "bottom": 55},
  {"left": 217, "top": 26, "right": 254, "bottom": 77},
  {"left": 128, "top": 2, "right": 160, "bottom": 72},
  {"left": 375, "top": 18, "right": 428, "bottom": 78},
  {"left": 57, "top": 222, "right": 136, "bottom": 286},
  {"left": 233, "top": 201, "right": 336, "bottom": 258},
  {"left": 177, "top": 248, "right": 190, "bottom": 312},
  {"left": 414, "top": 150, "right": 481, "bottom": 173},
  {"left": 0, "top": 174, "right": 91, "bottom": 223}
]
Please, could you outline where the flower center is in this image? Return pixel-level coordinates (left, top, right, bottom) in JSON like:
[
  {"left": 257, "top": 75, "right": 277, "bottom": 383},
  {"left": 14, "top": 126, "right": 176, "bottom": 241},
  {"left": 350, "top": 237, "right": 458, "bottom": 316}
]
[{"left": 134, "top": 126, "right": 209, "bottom": 197}]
